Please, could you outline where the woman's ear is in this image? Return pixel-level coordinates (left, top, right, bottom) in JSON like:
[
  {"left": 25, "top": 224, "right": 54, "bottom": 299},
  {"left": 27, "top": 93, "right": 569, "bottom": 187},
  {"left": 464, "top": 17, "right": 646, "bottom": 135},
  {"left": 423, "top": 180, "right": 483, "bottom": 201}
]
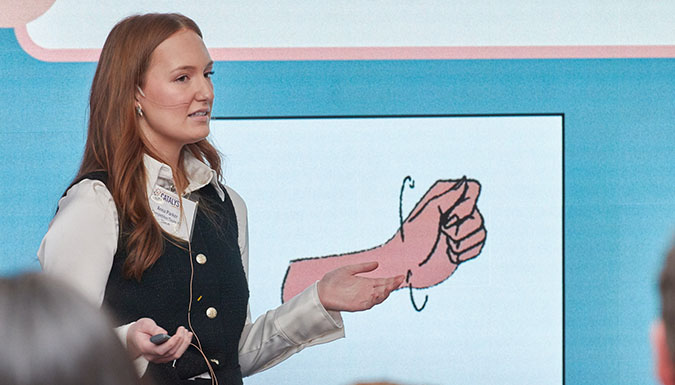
[{"left": 653, "top": 319, "right": 675, "bottom": 385}]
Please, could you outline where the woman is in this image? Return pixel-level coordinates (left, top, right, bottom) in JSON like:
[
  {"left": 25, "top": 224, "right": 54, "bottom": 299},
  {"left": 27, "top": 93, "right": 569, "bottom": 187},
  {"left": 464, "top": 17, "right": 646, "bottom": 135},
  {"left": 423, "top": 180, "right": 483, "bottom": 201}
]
[{"left": 38, "top": 13, "right": 404, "bottom": 385}]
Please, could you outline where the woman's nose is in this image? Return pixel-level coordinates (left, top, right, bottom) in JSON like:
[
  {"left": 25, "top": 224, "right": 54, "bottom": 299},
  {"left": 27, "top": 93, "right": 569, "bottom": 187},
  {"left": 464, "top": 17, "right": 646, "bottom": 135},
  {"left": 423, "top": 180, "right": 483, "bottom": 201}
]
[{"left": 195, "top": 76, "right": 214, "bottom": 102}]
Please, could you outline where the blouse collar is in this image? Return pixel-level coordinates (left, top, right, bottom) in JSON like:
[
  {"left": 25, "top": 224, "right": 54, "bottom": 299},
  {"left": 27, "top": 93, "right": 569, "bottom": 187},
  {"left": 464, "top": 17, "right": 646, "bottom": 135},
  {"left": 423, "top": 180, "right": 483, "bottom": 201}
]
[{"left": 143, "top": 152, "right": 225, "bottom": 202}]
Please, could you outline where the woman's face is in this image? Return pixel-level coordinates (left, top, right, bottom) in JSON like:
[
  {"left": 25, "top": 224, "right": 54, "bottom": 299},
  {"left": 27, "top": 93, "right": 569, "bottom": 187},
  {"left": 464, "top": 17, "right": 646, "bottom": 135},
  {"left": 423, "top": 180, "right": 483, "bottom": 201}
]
[{"left": 137, "top": 29, "right": 214, "bottom": 158}]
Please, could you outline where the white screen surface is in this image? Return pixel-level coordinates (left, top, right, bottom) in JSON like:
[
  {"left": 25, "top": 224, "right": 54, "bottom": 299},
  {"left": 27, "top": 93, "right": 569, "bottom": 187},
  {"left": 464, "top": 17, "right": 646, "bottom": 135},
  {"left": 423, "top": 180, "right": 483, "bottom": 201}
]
[{"left": 211, "top": 115, "right": 562, "bottom": 385}]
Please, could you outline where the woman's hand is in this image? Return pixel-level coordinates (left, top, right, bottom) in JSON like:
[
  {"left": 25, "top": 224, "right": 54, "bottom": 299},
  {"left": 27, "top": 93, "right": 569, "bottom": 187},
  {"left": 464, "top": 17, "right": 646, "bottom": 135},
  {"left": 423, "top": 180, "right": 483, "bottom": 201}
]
[
  {"left": 317, "top": 262, "right": 404, "bottom": 312},
  {"left": 126, "top": 318, "right": 193, "bottom": 363}
]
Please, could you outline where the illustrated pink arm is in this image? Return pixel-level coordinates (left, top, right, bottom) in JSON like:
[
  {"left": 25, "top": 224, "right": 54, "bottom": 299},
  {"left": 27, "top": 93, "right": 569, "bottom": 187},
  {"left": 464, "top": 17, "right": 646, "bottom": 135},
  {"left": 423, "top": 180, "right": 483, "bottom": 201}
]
[{"left": 282, "top": 177, "right": 486, "bottom": 304}]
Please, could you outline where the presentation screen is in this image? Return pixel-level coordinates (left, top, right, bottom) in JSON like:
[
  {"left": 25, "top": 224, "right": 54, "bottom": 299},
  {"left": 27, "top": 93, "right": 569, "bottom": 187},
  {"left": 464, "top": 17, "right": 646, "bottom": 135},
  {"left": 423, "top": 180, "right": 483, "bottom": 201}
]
[{"left": 212, "top": 115, "right": 563, "bottom": 385}]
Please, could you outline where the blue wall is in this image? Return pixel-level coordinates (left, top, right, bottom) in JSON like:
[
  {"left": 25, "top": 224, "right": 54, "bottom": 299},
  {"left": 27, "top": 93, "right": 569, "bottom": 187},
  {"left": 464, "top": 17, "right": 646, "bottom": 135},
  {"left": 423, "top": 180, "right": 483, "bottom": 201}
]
[{"left": 1, "top": 27, "right": 674, "bottom": 383}]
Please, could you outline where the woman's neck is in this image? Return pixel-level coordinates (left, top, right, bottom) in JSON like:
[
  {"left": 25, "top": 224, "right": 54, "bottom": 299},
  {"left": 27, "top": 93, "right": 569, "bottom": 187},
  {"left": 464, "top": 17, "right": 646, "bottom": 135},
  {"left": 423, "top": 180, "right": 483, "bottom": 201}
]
[{"left": 159, "top": 147, "right": 181, "bottom": 173}]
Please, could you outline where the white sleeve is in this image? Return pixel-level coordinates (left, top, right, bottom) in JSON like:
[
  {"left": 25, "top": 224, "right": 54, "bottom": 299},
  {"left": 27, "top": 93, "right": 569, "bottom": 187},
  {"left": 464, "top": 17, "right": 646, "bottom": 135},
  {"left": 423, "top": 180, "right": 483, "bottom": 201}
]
[
  {"left": 225, "top": 186, "right": 345, "bottom": 377},
  {"left": 37, "top": 179, "right": 118, "bottom": 306},
  {"left": 37, "top": 179, "right": 149, "bottom": 375}
]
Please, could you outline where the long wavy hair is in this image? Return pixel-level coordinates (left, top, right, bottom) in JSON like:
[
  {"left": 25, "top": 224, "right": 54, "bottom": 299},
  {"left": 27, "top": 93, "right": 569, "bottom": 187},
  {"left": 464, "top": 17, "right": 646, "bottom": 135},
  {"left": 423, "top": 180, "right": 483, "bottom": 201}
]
[{"left": 77, "top": 13, "right": 222, "bottom": 280}]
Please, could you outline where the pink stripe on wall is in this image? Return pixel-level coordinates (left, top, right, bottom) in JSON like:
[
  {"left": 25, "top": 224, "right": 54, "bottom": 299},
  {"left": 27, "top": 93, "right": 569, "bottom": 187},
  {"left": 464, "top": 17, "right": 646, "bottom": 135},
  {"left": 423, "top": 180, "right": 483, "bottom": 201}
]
[
  {"left": 14, "top": 25, "right": 100, "bottom": 62},
  {"left": 209, "top": 45, "right": 675, "bottom": 61},
  {"left": 15, "top": 25, "right": 675, "bottom": 62}
]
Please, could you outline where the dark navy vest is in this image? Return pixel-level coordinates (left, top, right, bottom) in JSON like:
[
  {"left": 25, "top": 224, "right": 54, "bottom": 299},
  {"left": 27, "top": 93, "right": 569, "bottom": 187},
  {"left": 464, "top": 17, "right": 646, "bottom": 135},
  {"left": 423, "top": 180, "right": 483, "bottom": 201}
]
[{"left": 66, "top": 173, "right": 249, "bottom": 385}]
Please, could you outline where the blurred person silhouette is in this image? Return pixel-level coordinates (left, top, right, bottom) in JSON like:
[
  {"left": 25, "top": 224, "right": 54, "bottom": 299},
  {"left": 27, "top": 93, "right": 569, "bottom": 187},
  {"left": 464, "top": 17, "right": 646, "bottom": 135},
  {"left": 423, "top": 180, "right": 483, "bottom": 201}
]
[
  {"left": 0, "top": 273, "right": 143, "bottom": 385},
  {"left": 654, "top": 242, "right": 675, "bottom": 384}
]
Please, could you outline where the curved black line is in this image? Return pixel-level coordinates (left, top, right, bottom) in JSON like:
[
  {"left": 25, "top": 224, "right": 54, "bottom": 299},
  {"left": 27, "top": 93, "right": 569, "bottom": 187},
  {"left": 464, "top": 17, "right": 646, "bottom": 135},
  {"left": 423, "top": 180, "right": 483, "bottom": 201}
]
[
  {"left": 446, "top": 209, "right": 487, "bottom": 264},
  {"left": 417, "top": 226, "right": 443, "bottom": 267},
  {"left": 399, "top": 176, "right": 415, "bottom": 242},
  {"left": 406, "top": 270, "right": 428, "bottom": 312},
  {"left": 448, "top": 238, "right": 486, "bottom": 265},
  {"left": 280, "top": 265, "right": 292, "bottom": 304},
  {"left": 446, "top": 222, "right": 485, "bottom": 251},
  {"left": 444, "top": 207, "right": 480, "bottom": 238},
  {"left": 445, "top": 206, "right": 484, "bottom": 241},
  {"left": 439, "top": 176, "right": 469, "bottom": 228},
  {"left": 409, "top": 176, "right": 467, "bottom": 224}
]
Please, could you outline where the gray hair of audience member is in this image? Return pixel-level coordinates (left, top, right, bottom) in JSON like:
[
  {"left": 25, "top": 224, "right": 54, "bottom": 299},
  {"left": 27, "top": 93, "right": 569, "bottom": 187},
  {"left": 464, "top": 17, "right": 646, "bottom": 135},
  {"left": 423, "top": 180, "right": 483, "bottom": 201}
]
[
  {"left": 660, "top": 244, "right": 675, "bottom": 363},
  {"left": 0, "top": 273, "right": 142, "bottom": 385}
]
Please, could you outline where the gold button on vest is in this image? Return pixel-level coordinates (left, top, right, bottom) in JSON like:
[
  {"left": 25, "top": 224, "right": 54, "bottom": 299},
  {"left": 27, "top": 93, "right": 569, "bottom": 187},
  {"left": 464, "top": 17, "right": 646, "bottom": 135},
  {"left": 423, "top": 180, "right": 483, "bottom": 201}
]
[
  {"left": 206, "top": 307, "right": 217, "bottom": 319},
  {"left": 196, "top": 253, "right": 207, "bottom": 264}
]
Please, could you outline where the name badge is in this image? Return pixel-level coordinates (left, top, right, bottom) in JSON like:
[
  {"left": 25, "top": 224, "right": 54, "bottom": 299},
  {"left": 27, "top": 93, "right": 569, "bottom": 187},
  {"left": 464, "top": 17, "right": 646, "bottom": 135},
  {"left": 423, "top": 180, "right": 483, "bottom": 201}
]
[{"left": 149, "top": 185, "right": 197, "bottom": 241}]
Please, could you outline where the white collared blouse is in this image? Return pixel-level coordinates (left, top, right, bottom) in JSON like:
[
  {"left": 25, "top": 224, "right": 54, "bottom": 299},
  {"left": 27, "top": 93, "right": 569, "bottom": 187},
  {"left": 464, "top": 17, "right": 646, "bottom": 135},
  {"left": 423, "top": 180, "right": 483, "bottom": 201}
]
[{"left": 38, "top": 152, "right": 344, "bottom": 377}]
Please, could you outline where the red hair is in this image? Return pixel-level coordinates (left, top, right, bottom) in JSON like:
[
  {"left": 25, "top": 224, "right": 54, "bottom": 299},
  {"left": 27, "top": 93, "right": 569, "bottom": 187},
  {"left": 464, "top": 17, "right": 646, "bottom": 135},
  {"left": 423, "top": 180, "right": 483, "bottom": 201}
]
[{"left": 77, "top": 13, "right": 222, "bottom": 280}]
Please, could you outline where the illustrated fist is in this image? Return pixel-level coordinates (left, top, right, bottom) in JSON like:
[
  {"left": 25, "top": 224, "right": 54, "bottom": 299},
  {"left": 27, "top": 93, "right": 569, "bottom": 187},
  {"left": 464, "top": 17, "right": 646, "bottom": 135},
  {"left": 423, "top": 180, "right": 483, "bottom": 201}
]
[
  {"left": 281, "top": 177, "right": 486, "bottom": 305},
  {"left": 395, "top": 177, "right": 486, "bottom": 289}
]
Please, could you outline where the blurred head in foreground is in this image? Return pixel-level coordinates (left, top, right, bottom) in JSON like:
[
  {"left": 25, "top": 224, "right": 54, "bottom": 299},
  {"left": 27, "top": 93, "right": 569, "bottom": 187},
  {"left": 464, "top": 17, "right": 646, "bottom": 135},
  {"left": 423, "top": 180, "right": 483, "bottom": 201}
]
[
  {"left": 0, "top": 273, "right": 141, "bottom": 385},
  {"left": 655, "top": 243, "right": 675, "bottom": 384}
]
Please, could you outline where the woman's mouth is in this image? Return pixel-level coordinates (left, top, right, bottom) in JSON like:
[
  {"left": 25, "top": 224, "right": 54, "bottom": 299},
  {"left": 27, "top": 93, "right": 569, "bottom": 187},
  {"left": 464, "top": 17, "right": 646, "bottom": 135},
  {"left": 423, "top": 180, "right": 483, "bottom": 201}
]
[{"left": 188, "top": 110, "right": 209, "bottom": 117}]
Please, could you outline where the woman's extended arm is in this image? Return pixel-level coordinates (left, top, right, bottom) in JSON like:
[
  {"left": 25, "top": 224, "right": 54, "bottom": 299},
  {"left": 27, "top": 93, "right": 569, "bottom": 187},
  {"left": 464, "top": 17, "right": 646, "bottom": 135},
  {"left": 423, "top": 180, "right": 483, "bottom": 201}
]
[
  {"left": 227, "top": 186, "right": 404, "bottom": 377},
  {"left": 225, "top": 187, "right": 346, "bottom": 376}
]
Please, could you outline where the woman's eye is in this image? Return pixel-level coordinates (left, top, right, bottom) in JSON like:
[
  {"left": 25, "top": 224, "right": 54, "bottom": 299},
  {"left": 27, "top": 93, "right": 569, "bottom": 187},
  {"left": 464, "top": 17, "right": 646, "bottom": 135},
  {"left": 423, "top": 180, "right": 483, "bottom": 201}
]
[
  {"left": 204, "top": 71, "right": 215, "bottom": 79},
  {"left": 175, "top": 75, "right": 189, "bottom": 82}
]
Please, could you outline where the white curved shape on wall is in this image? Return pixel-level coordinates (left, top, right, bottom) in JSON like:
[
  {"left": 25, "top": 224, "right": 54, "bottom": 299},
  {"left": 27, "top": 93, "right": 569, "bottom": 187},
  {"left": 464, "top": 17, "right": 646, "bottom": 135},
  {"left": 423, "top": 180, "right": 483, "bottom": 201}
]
[{"left": 13, "top": 0, "right": 675, "bottom": 61}]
